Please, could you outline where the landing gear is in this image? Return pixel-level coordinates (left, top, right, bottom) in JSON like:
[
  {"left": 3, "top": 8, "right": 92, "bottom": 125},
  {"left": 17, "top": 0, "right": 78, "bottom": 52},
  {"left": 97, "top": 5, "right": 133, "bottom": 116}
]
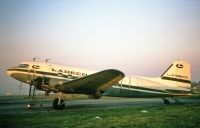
[
  {"left": 164, "top": 99, "right": 170, "bottom": 105},
  {"left": 162, "top": 97, "right": 170, "bottom": 105},
  {"left": 53, "top": 98, "right": 65, "bottom": 110},
  {"left": 171, "top": 97, "right": 182, "bottom": 104},
  {"left": 53, "top": 92, "right": 65, "bottom": 110}
]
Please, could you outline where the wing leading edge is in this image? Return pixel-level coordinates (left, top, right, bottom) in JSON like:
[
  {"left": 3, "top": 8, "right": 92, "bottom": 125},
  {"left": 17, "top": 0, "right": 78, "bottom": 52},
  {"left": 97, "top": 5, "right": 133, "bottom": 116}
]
[{"left": 55, "top": 69, "right": 125, "bottom": 98}]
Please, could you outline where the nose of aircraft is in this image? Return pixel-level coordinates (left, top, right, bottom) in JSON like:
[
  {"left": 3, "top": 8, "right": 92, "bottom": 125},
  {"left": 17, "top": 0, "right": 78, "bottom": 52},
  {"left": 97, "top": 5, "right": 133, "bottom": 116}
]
[{"left": 6, "top": 69, "right": 12, "bottom": 76}]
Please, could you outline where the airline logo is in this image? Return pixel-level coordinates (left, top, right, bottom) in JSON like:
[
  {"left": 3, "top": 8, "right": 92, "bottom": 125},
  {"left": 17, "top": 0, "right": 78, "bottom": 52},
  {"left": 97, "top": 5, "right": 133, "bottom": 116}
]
[
  {"left": 176, "top": 64, "right": 183, "bottom": 68},
  {"left": 167, "top": 73, "right": 188, "bottom": 79},
  {"left": 52, "top": 68, "right": 87, "bottom": 77},
  {"left": 32, "top": 65, "right": 40, "bottom": 69}
]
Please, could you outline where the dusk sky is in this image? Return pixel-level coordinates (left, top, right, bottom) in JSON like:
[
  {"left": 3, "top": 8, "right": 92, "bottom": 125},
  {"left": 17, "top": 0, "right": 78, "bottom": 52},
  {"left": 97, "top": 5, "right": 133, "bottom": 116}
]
[{"left": 0, "top": 0, "right": 199, "bottom": 95}]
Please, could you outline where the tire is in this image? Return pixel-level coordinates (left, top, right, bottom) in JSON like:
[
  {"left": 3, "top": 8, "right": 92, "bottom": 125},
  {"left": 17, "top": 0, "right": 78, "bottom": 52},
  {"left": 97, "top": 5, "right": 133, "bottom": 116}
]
[
  {"left": 53, "top": 98, "right": 65, "bottom": 110},
  {"left": 164, "top": 99, "right": 170, "bottom": 105}
]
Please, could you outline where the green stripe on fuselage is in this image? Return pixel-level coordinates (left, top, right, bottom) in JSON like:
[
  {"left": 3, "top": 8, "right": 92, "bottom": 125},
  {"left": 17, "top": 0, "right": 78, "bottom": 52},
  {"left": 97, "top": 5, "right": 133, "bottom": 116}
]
[
  {"left": 103, "top": 84, "right": 191, "bottom": 98},
  {"left": 121, "top": 84, "right": 167, "bottom": 93},
  {"left": 103, "top": 84, "right": 170, "bottom": 98},
  {"left": 7, "top": 68, "right": 79, "bottom": 79}
]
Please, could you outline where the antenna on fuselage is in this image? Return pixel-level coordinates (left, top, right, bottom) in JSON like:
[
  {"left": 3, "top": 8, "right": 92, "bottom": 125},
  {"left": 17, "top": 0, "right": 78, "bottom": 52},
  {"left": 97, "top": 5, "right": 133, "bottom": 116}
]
[
  {"left": 33, "top": 57, "right": 40, "bottom": 62},
  {"left": 45, "top": 58, "right": 51, "bottom": 62}
]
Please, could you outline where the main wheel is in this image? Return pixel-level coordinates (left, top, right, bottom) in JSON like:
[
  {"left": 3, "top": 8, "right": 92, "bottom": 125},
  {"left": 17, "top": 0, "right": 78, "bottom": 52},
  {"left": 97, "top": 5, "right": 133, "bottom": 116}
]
[{"left": 53, "top": 98, "right": 65, "bottom": 110}]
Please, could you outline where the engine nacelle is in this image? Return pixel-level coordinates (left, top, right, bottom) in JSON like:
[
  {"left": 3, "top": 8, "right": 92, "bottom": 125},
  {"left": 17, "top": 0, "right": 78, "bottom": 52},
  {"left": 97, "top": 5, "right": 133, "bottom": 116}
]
[
  {"left": 31, "top": 77, "right": 50, "bottom": 91},
  {"left": 93, "top": 90, "right": 104, "bottom": 99},
  {"left": 31, "top": 77, "right": 66, "bottom": 93}
]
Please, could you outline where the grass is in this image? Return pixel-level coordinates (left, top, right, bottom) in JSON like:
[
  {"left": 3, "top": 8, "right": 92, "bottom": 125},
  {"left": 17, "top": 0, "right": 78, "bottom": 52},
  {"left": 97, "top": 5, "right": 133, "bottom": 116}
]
[{"left": 0, "top": 103, "right": 200, "bottom": 128}]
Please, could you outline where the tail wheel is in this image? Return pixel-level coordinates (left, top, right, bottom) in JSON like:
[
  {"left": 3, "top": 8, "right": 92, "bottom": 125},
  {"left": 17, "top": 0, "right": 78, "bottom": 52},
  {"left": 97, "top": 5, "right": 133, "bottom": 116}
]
[
  {"left": 53, "top": 98, "right": 65, "bottom": 110},
  {"left": 164, "top": 99, "right": 170, "bottom": 105}
]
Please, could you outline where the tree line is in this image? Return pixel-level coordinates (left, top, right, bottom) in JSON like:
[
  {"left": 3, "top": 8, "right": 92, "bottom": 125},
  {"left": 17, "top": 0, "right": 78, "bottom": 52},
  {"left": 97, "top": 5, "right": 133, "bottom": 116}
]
[{"left": 191, "top": 81, "right": 200, "bottom": 88}]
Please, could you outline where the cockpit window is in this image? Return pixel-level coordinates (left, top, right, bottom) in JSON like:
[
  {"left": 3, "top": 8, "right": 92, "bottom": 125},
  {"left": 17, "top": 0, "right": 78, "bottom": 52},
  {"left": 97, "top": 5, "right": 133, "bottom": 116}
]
[{"left": 19, "top": 64, "right": 29, "bottom": 68}]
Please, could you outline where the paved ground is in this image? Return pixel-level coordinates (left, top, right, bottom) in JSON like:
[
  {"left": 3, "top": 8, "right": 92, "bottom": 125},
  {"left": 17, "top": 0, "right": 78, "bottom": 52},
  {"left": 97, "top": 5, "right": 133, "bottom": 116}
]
[{"left": 0, "top": 96, "right": 200, "bottom": 114}]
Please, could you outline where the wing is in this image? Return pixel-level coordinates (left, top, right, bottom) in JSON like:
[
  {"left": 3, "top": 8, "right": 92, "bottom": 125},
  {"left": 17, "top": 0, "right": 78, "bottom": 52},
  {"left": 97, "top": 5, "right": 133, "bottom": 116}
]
[{"left": 55, "top": 69, "right": 125, "bottom": 98}]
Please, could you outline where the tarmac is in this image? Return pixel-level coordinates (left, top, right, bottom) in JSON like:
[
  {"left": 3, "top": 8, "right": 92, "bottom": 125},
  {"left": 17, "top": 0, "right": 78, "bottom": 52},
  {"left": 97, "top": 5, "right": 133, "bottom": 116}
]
[{"left": 0, "top": 95, "right": 200, "bottom": 114}]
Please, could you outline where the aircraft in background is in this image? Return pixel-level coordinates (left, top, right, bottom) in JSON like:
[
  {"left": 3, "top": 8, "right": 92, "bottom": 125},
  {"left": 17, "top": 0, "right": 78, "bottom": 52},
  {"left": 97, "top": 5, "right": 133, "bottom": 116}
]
[{"left": 6, "top": 60, "right": 191, "bottom": 110}]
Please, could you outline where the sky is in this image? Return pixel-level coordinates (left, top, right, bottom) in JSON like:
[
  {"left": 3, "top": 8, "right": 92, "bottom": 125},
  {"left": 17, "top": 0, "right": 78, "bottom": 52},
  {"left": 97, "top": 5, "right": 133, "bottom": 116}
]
[{"left": 0, "top": 0, "right": 199, "bottom": 95}]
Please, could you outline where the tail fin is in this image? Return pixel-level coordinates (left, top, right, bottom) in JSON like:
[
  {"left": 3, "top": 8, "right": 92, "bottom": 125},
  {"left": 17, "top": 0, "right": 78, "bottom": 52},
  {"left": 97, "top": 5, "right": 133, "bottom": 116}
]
[{"left": 161, "top": 60, "right": 191, "bottom": 86}]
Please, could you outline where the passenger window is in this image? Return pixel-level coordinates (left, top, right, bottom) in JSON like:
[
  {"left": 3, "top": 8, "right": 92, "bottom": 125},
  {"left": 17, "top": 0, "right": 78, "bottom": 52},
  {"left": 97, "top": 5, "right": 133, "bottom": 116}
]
[{"left": 19, "top": 64, "right": 29, "bottom": 68}]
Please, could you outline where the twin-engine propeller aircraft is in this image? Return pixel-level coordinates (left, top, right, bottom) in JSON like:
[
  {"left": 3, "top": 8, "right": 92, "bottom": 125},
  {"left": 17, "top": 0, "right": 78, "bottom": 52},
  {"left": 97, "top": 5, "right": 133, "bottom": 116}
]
[{"left": 6, "top": 60, "right": 191, "bottom": 110}]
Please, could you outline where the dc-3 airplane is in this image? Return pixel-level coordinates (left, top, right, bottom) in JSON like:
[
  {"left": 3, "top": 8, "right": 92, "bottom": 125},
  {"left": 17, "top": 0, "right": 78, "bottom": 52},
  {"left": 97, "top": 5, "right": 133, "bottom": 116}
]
[{"left": 6, "top": 59, "right": 191, "bottom": 110}]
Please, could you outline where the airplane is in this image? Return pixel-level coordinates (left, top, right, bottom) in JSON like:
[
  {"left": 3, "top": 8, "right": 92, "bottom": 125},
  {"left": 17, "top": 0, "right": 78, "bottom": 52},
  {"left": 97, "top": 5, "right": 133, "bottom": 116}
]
[{"left": 6, "top": 59, "right": 191, "bottom": 110}]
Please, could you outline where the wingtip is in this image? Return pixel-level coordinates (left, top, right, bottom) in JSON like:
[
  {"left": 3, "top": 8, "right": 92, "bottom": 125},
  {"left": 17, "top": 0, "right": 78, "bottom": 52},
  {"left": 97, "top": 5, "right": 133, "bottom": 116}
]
[{"left": 108, "top": 69, "right": 125, "bottom": 78}]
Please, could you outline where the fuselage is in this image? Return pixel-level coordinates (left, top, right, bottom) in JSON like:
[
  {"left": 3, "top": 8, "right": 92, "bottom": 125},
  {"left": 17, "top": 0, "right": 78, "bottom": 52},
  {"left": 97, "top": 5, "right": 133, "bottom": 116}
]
[{"left": 6, "top": 61, "right": 191, "bottom": 98}]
